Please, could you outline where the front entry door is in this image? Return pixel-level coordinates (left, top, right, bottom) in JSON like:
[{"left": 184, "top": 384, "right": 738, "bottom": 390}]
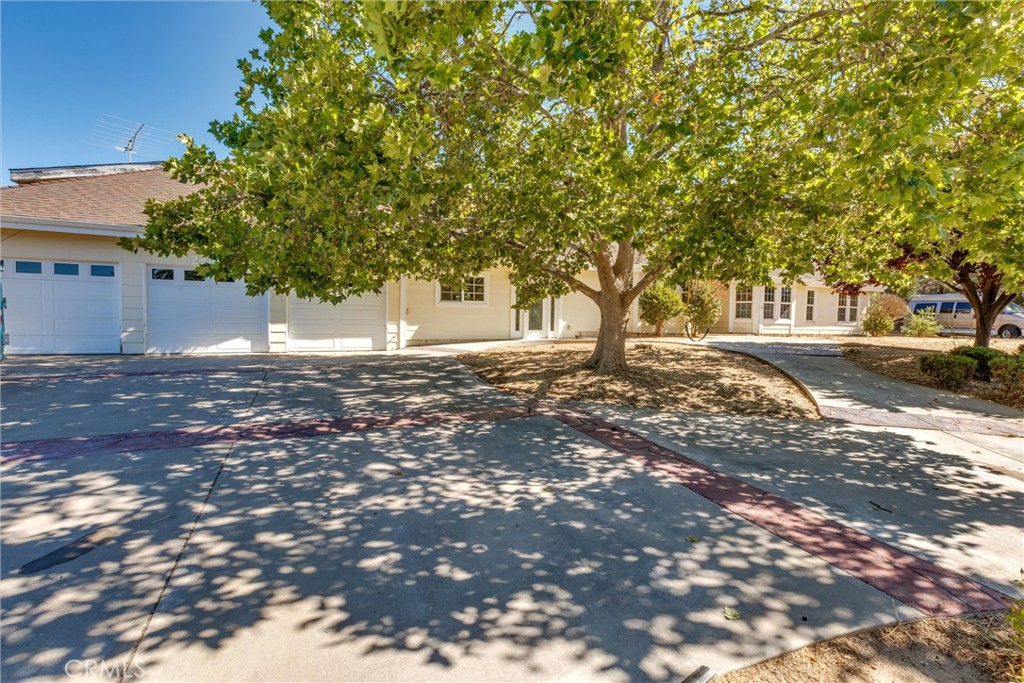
[{"left": 519, "top": 297, "right": 556, "bottom": 339}]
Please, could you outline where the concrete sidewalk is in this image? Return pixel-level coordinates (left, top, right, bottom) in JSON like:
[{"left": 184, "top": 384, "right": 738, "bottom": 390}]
[{"left": 690, "top": 338, "right": 1024, "bottom": 457}]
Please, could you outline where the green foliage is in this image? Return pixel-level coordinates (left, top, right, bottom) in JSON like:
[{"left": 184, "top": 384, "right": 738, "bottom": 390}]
[
  {"left": 950, "top": 346, "right": 1008, "bottom": 382},
  {"left": 860, "top": 302, "right": 894, "bottom": 338},
  {"left": 991, "top": 353, "right": 1024, "bottom": 399},
  {"left": 120, "top": 1, "right": 1023, "bottom": 369},
  {"left": 919, "top": 354, "right": 977, "bottom": 389},
  {"left": 639, "top": 282, "right": 684, "bottom": 337},
  {"left": 903, "top": 309, "right": 942, "bottom": 337},
  {"left": 680, "top": 280, "right": 722, "bottom": 332}
]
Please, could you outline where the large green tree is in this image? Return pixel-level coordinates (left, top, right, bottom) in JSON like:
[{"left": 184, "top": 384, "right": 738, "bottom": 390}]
[
  {"left": 127, "top": 1, "right": 1018, "bottom": 368},
  {"left": 788, "top": 1, "right": 1023, "bottom": 347}
]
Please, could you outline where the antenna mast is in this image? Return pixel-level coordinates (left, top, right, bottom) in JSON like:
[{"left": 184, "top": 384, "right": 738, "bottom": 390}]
[{"left": 122, "top": 123, "right": 144, "bottom": 162}]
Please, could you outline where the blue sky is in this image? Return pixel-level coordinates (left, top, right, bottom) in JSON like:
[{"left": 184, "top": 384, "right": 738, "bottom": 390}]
[{"left": 1, "top": 1, "right": 271, "bottom": 185}]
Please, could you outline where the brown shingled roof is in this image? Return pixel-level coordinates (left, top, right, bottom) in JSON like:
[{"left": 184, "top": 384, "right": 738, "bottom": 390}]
[{"left": 0, "top": 169, "right": 197, "bottom": 227}]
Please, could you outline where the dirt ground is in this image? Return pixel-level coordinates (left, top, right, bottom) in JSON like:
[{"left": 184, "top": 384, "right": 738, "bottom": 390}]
[
  {"left": 459, "top": 341, "right": 819, "bottom": 420},
  {"left": 715, "top": 612, "right": 1023, "bottom": 683},
  {"left": 840, "top": 336, "right": 1024, "bottom": 409}
]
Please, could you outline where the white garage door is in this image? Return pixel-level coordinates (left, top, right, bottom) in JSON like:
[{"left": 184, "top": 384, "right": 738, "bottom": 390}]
[
  {"left": 146, "top": 266, "right": 269, "bottom": 353},
  {"left": 3, "top": 258, "right": 121, "bottom": 354},
  {"left": 287, "top": 292, "right": 386, "bottom": 351}
]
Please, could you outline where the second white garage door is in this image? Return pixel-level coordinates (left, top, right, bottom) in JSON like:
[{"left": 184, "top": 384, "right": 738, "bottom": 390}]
[
  {"left": 287, "top": 293, "right": 386, "bottom": 351},
  {"left": 146, "top": 266, "right": 269, "bottom": 353}
]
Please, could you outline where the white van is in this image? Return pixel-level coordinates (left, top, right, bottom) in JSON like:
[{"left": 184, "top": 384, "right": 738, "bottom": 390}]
[{"left": 908, "top": 294, "right": 1024, "bottom": 338}]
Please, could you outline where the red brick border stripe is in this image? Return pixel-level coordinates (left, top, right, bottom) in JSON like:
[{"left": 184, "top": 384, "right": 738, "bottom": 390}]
[
  {"left": 535, "top": 402, "right": 1013, "bottom": 617},
  {"left": 1, "top": 405, "right": 529, "bottom": 465}
]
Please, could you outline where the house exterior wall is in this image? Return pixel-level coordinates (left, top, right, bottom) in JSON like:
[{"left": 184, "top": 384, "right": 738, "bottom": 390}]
[
  {"left": 560, "top": 271, "right": 602, "bottom": 338},
  {"left": 401, "top": 268, "right": 515, "bottom": 345}
]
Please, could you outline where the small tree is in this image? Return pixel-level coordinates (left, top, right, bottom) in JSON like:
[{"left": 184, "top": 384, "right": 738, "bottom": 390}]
[
  {"left": 639, "top": 282, "right": 684, "bottom": 338},
  {"left": 861, "top": 303, "right": 894, "bottom": 337},
  {"left": 903, "top": 309, "right": 942, "bottom": 337},
  {"left": 680, "top": 280, "right": 723, "bottom": 333}
]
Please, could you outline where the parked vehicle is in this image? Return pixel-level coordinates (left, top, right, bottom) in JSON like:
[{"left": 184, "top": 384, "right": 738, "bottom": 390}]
[{"left": 907, "top": 294, "right": 1024, "bottom": 338}]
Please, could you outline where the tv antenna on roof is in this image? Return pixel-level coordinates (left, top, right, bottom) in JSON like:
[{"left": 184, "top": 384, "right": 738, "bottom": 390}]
[{"left": 88, "top": 114, "right": 177, "bottom": 162}]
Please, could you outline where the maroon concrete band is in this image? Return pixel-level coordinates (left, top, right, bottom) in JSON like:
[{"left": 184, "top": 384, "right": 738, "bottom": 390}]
[{"left": 3, "top": 399, "right": 1011, "bottom": 618}]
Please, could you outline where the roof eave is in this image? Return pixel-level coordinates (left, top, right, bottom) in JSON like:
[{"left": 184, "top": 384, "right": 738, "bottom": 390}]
[{"left": 0, "top": 214, "right": 143, "bottom": 239}]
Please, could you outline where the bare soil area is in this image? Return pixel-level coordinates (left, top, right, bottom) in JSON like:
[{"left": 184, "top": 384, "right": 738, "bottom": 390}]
[
  {"left": 715, "top": 612, "right": 1023, "bottom": 683},
  {"left": 459, "top": 341, "right": 818, "bottom": 420},
  {"left": 840, "top": 336, "right": 1024, "bottom": 410}
]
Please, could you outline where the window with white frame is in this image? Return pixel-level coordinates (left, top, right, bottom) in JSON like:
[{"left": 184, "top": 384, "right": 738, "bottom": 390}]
[
  {"left": 439, "top": 276, "right": 486, "bottom": 304},
  {"left": 780, "top": 286, "right": 792, "bottom": 319},
  {"left": 837, "top": 292, "right": 859, "bottom": 322},
  {"left": 763, "top": 287, "right": 776, "bottom": 319},
  {"left": 805, "top": 290, "right": 815, "bottom": 321},
  {"left": 735, "top": 287, "right": 753, "bottom": 319}
]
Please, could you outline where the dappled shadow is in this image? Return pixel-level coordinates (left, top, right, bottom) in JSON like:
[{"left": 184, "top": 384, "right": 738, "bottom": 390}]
[
  {"left": 584, "top": 404, "right": 1024, "bottom": 598},
  {"left": 4, "top": 353, "right": 1015, "bottom": 681},
  {"left": 459, "top": 342, "right": 817, "bottom": 420}
]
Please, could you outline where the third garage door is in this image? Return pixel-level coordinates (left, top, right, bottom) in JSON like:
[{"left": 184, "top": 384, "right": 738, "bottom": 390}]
[
  {"left": 146, "top": 266, "right": 269, "bottom": 353},
  {"left": 287, "top": 293, "right": 386, "bottom": 351}
]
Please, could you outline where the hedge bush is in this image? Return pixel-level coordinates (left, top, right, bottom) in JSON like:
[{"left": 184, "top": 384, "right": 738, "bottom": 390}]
[
  {"left": 903, "top": 309, "right": 942, "bottom": 337},
  {"left": 861, "top": 304, "right": 895, "bottom": 336},
  {"left": 950, "top": 346, "right": 1008, "bottom": 382},
  {"left": 991, "top": 353, "right": 1024, "bottom": 399},
  {"left": 919, "top": 354, "right": 977, "bottom": 389}
]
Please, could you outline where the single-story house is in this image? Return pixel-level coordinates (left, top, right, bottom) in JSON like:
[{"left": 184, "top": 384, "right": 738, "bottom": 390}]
[{"left": 0, "top": 162, "right": 875, "bottom": 355}]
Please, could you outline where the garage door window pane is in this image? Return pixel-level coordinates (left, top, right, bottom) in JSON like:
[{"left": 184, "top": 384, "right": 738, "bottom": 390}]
[
  {"left": 54, "top": 263, "right": 80, "bottom": 276},
  {"left": 184, "top": 270, "right": 205, "bottom": 281},
  {"left": 151, "top": 268, "right": 174, "bottom": 280},
  {"left": 15, "top": 261, "right": 42, "bottom": 274},
  {"left": 91, "top": 265, "right": 116, "bottom": 277}
]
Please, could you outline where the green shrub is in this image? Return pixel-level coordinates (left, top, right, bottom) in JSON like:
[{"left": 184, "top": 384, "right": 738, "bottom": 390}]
[
  {"left": 903, "top": 309, "right": 942, "bottom": 337},
  {"left": 950, "top": 346, "right": 1008, "bottom": 382},
  {"left": 919, "top": 354, "right": 977, "bottom": 389},
  {"left": 639, "top": 281, "right": 684, "bottom": 336},
  {"left": 680, "top": 280, "right": 723, "bottom": 332},
  {"left": 991, "top": 353, "right": 1024, "bottom": 399},
  {"left": 861, "top": 304, "right": 895, "bottom": 336}
]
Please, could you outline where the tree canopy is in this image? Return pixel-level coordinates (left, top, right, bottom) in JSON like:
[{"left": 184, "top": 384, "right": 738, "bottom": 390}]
[{"left": 127, "top": 1, "right": 1023, "bottom": 365}]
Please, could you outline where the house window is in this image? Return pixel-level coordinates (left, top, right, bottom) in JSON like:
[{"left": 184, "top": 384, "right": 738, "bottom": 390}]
[
  {"left": 184, "top": 270, "right": 205, "bottom": 282},
  {"left": 805, "top": 291, "right": 815, "bottom": 321},
  {"left": 54, "top": 263, "right": 80, "bottom": 276},
  {"left": 439, "top": 276, "right": 486, "bottom": 303},
  {"left": 735, "top": 287, "right": 753, "bottom": 319},
  {"left": 780, "top": 286, "right": 792, "bottom": 320},
  {"left": 838, "top": 293, "right": 859, "bottom": 322},
  {"left": 763, "top": 287, "right": 775, "bottom": 320},
  {"left": 151, "top": 268, "right": 175, "bottom": 280},
  {"left": 15, "top": 261, "right": 42, "bottom": 274},
  {"left": 91, "top": 265, "right": 115, "bottom": 277}
]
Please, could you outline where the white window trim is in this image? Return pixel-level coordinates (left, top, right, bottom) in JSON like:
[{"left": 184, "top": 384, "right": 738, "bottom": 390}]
[
  {"left": 837, "top": 293, "right": 859, "bottom": 324},
  {"left": 735, "top": 286, "right": 754, "bottom": 320},
  {"left": 435, "top": 274, "right": 490, "bottom": 307}
]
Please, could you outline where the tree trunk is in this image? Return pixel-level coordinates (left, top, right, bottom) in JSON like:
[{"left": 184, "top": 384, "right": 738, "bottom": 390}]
[
  {"left": 655, "top": 321, "right": 664, "bottom": 337},
  {"left": 956, "top": 274, "right": 1015, "bottom": 349},
  {"left": 584, "top": 292, "right": 630, "bottom": 374}
]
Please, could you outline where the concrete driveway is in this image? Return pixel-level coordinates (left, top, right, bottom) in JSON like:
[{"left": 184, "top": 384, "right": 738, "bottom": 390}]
[{"left": 1, "top": 351, "right": 1020, "bottom": 682}]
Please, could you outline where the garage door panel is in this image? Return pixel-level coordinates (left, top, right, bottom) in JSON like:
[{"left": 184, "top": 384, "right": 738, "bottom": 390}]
[
  {"left": 4, "top": 260, "right": 120, "bottom": 354},
  {"left": 287, "top": 293, "right": 386, "bottom": 351},
  {"left": 146, "top": 267, "right": 268, "bottom": 354},
  {"left": 53, "top": 297, "right": 119, "bottom": 319},
  {"left": 54, "top": 318, "right": 119, "bottom": 336}
]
